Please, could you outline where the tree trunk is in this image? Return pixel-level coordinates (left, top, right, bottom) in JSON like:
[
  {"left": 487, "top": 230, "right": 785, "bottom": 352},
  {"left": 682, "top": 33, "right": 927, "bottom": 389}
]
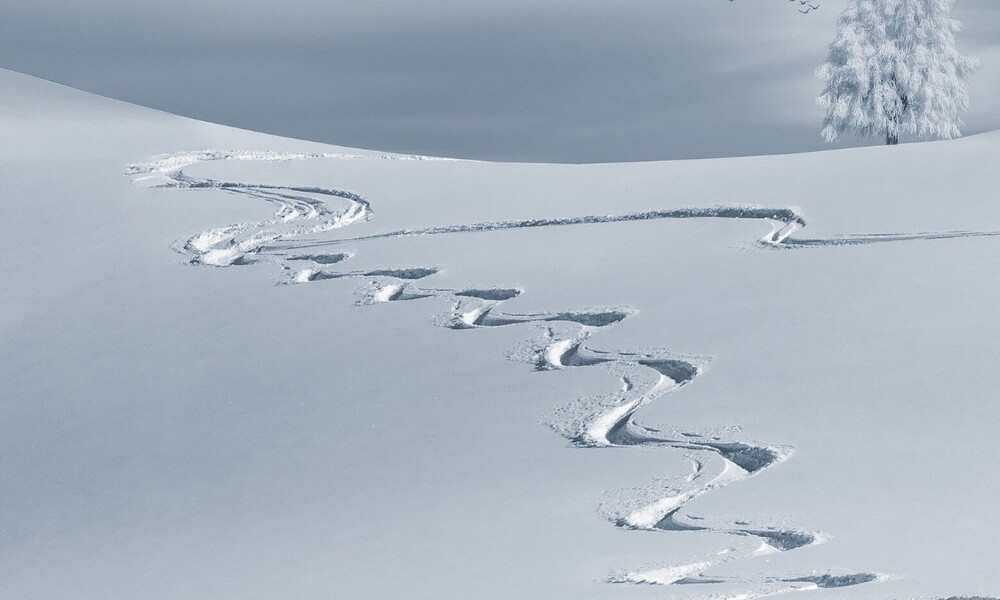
[{"left": 885, "top": 93, "right": 907, "bottom": 145}]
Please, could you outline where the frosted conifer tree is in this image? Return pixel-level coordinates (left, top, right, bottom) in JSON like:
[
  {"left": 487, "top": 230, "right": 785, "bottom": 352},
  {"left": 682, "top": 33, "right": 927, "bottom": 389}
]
[{"left": 816, "top": 0, "right": 979, "bottom": 145}]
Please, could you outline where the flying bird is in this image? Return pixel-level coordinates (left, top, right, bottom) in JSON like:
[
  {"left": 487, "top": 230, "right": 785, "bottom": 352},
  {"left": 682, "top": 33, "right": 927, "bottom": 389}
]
[{"left": 794, "top": 0, "right": 820, "bottom": 13}]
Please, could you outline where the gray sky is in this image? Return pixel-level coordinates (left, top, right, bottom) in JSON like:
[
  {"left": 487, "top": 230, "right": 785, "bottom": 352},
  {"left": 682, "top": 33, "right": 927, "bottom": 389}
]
[{"left": 2, "top": 0, "right": 997, "bottom": 162}]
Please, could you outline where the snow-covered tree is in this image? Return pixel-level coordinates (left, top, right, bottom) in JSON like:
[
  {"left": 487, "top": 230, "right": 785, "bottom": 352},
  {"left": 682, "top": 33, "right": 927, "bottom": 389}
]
[{"left": 816, "top": 0, "right": 979, "bottom": 145}]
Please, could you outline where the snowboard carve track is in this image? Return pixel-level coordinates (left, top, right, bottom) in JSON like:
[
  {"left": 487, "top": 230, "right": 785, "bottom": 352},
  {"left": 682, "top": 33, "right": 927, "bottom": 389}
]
[{"left": 129, "top": 150, "right": 1000, "bottom": 598}]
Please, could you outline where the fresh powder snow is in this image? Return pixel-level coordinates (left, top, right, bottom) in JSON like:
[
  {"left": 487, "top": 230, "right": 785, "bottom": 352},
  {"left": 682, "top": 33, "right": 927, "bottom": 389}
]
[{"left": 2, "top": 67, "right": 1000, "bottom": 600}]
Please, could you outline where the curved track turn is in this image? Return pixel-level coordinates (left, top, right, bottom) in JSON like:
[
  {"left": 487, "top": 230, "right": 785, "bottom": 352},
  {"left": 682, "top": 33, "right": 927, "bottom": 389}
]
[{"left": 128, "top": 149, "right": 1000, "bottom": 598}]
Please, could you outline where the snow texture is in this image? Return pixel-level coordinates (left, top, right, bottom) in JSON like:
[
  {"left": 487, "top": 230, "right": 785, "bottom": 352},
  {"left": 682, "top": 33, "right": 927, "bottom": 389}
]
[{"left": 3, "top": 67, "right": 1000, "bottom": 600}]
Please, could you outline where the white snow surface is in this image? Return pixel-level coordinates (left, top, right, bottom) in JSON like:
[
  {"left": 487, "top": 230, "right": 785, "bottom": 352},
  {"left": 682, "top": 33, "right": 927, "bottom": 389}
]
[{"left": 3, "top": 68, "right": 1000, "bottom": 600}]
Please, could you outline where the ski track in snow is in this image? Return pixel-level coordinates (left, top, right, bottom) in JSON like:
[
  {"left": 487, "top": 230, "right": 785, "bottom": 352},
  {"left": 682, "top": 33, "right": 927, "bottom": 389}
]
[{"left": 127, "top": 150, "right": 1000, "bottom": 599}]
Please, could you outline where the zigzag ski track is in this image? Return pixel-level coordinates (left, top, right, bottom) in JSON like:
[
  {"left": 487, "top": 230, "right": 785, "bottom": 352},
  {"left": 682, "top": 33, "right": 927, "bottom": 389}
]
[{"left": 127, "top": 149, "right": 998, "bottom": 599}]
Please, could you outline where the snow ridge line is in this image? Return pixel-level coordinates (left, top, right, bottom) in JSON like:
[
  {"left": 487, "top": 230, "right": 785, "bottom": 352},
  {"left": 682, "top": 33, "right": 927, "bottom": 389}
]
[{"left": 127, "top": 149, "right": 995, "bottom": 598}]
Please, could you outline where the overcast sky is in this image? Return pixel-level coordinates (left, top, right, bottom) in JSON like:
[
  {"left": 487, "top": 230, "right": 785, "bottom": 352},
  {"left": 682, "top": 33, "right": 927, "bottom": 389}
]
[{"left": 2, "top": 0, "right": 997, "bottom": 162}]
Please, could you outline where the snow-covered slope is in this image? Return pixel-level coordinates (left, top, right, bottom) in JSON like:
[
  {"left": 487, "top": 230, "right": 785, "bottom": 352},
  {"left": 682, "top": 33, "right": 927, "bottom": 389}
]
[{"left": 2, "top": 67, "right": 1000, "bottom": 600}]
